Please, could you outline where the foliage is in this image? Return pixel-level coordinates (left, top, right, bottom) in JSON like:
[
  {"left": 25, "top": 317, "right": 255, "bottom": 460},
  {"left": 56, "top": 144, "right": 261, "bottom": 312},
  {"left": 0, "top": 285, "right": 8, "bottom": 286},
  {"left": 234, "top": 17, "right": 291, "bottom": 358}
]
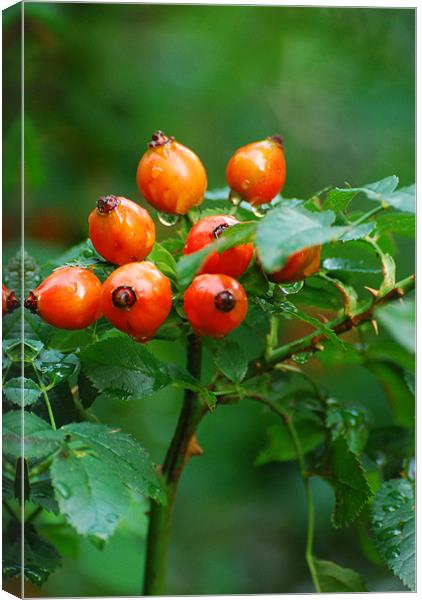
[{"left": 2, "top": 175, "right": 415, "bottom": 594}]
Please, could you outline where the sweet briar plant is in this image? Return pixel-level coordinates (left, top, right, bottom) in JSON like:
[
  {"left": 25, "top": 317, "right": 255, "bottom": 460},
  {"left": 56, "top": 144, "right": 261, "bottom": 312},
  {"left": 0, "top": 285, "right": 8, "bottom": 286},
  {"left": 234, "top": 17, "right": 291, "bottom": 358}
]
[{"left": 2, "top": 134, "right": 415, "bottom": 594}]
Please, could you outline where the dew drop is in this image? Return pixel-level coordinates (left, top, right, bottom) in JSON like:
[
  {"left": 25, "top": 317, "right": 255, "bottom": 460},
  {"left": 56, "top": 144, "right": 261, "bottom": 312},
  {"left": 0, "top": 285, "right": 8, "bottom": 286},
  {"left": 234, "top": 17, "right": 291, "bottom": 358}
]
[
  {"left": 229, "top": 191, "right": 241, "bottom": 206},
  {"left": 250, "top": 204, "right": 266, "bottom": 218},
  {"left": 157, "top": 211, "right": 180, "bottom": 227},
  {"left": 280, "top": 281, "right": 304, "bottom": 295}
]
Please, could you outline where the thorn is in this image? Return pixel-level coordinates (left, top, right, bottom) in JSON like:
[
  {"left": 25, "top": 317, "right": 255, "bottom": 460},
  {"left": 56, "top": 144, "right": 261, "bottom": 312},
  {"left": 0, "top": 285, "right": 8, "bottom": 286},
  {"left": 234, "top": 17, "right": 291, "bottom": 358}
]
[
  {"left": 364, "top": 286, "right": 379, "bottom": 298},
  {"left": 186, "top": 434, "right": 204, "bottom": 459},
  {"left": 315, "top": 343, "right": 325, "bottom": 351},
  {"left": 316, "top": 313, "right": 329, "bottom": 323},
  {"left": 371, "top": 319, "right": 379, "bottom": 335}
]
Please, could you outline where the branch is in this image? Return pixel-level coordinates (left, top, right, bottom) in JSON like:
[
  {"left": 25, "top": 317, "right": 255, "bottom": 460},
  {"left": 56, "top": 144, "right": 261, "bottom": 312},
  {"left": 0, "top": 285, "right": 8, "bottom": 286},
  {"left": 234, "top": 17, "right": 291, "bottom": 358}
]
[
  {"left": 143, "top": 334, "right": 205, "bottom": 596},
  {"left": 264, "top": 274, "right": 414, "bottom": 367}
]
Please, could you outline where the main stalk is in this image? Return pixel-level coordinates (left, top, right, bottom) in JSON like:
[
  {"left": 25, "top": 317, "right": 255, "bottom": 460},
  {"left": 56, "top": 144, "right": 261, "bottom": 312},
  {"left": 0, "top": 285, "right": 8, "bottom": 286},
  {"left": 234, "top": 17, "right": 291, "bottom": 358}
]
[{"left": 143, "top": 334, "right": 204, "bottom": 595}]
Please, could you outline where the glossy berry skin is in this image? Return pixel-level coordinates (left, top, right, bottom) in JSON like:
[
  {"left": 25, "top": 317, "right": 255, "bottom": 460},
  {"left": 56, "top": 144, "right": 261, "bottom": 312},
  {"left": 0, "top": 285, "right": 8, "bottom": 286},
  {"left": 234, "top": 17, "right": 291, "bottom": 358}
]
[
  {"left": 89, "top": 195, "right": 155, "bottom": 265},
  {"left": 183, "top": 215, "right": 254, "bottom": 279},
  {"left": 136, "top": 130, "right": 207, "bottom": 215},
  {"left": 226, "top": 135, "right": 286, "bottom": 206},
  {"left": 184, "top": 274, "right": 248, "bottom": 338},
  {"left": 101, "top": 262, "right": 172, "bottom": 342},
  {"left": 268, "top": 246, "right": 321, "bottom": 283},
  {"left": 2, "top": 284, "right": 20, "bottom": 316},
  {"left": 24, "top": 267, "right": 102, "bottom": 329}
]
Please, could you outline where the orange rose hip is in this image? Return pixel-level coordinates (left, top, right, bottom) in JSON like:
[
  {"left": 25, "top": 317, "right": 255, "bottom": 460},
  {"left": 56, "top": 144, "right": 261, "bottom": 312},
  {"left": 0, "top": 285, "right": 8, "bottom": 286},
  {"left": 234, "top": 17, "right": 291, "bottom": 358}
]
[
  {"left": 89, "top": 195, "right": 155, "bottom": 265},
  {"left": 101, "top": 262, "right": 172, "bottom": 342},
  {"left": 24, "top": 267, "right": 102, "bottom": 329},
  {"left": 226, "top": 135, "right": 286, "bottom": 206},
  {"left": 136, "top": 130, "right": 207, "bottom": 215},
  {"left": 183, "top": 214, "right": 253, "bottom": 279},
  {"left": 184, "top": 274, "right": 248, "bottom": 338}
]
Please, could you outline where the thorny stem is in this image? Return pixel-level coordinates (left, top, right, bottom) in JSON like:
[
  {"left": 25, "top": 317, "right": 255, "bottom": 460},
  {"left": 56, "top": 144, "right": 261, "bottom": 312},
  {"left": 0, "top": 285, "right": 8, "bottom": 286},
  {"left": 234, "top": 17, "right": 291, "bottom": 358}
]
[
  {"left": 244, "top": 392, "right": 321, "bottom": 592},
  {"left": 262, "top": 274, "right": 414, "bottom": 368},
  {"left": 142, "top": 273, "right": 415, "bottom": 595},
  {"left": 33, "top": 364, "right": 57, "bottom": 431},
  {"left": 143, "top": 334, "right": 205, "bottom": 596}
]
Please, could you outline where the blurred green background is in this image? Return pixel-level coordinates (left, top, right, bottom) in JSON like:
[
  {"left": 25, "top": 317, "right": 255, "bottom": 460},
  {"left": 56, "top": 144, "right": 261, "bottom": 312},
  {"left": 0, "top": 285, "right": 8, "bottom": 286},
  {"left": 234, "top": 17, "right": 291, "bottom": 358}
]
[{"left": 3, "top": 3, "right": 415, "bottom": 596}]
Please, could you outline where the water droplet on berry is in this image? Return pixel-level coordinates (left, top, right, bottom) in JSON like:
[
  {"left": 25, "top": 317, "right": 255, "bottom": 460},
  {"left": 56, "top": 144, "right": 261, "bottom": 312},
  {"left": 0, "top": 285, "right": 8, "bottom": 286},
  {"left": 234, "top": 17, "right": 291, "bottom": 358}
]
[
  {"left": 280, "top": 281, "right": 304, "bottom": 295},
  {"left": 157, "top": 211, "right": 180, "bottom": 227},
  {"left": 229, "top": 191, "right": 241, "bottom": 206},
  {"left": 250, "top": 204, "right": 266, "bottom": 218},
  {"left": 151, "top": 166, "right": 162, "bottom": 179}
]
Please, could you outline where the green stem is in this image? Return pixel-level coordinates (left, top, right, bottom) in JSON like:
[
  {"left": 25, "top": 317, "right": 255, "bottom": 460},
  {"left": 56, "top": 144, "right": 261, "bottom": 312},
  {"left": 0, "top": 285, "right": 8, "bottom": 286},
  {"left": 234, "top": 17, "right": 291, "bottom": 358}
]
[
  {"left": 33, "top": 365, "right": 56, "bottom": 431},
  {"left": 245, "top": 392, "right": 320, "bottom": 591},
  {"left": 265, "top": 274, "right": 414, "bottom": 366},
  {"left": 351, "top": 204, "right": 385, "bottom": 227},
  {"left": 143, "top": 334, "right": 205, "bottom": 596}
]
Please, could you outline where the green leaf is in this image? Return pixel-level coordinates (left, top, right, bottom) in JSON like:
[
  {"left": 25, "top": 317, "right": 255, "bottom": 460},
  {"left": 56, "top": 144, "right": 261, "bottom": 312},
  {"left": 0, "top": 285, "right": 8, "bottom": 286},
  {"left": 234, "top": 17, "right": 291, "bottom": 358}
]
[
  {"left": 61, "top": 421, "right": 165, "bottom": 504},
  {"left": 147, "top": 242, "right": 177, "bottom": 281},
  {"left": 328, "top": 436, "right": 373, "bottom": 528},
  {"left": 372, "top": 479, "right": 415, "bottom": 590},
  {"left": 30, "top": 476, "right": 60, "bottom": 514},
  {"left": 3, "top": 377, "right": 42, "bottom": 407},
  {"left": 176, "top": 221, "right": 256, "bottom": 287},
  {"left": 314, "top": 559, "right": 367, "bottom": 592},
  {"left": 376, "top": 212, "right": 415, "bottom": 238},
  {"left": 322, "top": 257, "right": 380, "bottom": 274},
  {"left": 339, "top": 222, "right": 375, "bottom": 242},
  {"left": 382, "top": 184, "right": 415, "bottom": 214},
  {"left": 80, "top": 335, "right": 171, "bottom": 401},
  {"left": 3, "top": 411, "right": 62, "bottom": 460},
  {"left": 364, "top": 175, "right": 399, "bottom": 195},
  {"left": 41, "top": 239, "right": 114, "bottom": 282},
  {"left": 324, "top": 188, "right": 358, "bottom": 212},
  {"left": 376, "top": 297, "right": 415, "bottom": 353},
  {"left": 4, "top": 338, "right": 44, "bottom": 363},
  {"left": 34, "top": 349, "right": 80, "bottom": 386},
  {"left": 214, "top": 340, "right": 248, "bottom": 383},
  {"left": 256, "top": 206, "right": 348, "bottom": 272},
  {"left": 325, "top": 400, "right": 368, "bottom": 455},
  {"left": 3, "top": 522, "right": 61, "bottom": 586},
  {"left": 279, "top": 301, "right": 345, "bottom": 350},
  {"left": 239, "top": 264, "right": 270, "bottom": 296},
  {"left": 331, "top": 177, "right": 415, "bottom": 214},
  {"left": 256, "top": 411, "right": 324, "bottom": 465},
  {"left": 50, "top": 449, "right": 131, "bottom": 541}
]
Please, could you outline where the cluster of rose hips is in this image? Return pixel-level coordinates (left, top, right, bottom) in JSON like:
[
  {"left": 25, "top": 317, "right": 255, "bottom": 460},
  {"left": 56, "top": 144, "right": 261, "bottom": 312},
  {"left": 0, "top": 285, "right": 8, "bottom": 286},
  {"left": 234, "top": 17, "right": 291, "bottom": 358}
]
[{"left": 17, "top": 131, "right": 320, "bottom": 341}]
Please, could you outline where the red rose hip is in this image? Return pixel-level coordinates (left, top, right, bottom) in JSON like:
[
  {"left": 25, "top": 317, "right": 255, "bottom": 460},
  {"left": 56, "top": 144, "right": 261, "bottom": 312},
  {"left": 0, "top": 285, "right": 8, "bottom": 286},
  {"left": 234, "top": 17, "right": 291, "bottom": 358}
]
[
  {"left": 183, "top": 214, "right": 253, "bottom": 279},
  {"left": 184, "top": 274, "right": 248, "bottom": 338},
  {"left": 136, "top": 130, "right": 207, "bottom": 215},
  {"left": 268, "top": 246, "right": 321, "bottom": 283},
  {"left": 24, "top": 267, "right": 102, "bottom": 329},
  {"left": 226, "top": 135, "right": 286, "bottom": 206},
  {"left": 88, "top": 195, "right": 155, "bottom": 265},
  {"left": 101, "top": 262, "right": 172, "bottom": 342}
]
